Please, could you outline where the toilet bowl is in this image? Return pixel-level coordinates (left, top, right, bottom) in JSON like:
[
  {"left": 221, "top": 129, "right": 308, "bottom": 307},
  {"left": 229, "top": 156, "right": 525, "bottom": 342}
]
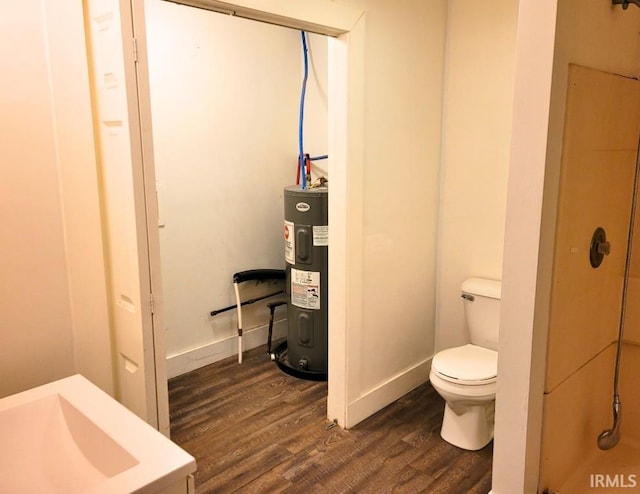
[
  {"left": 429, "top": 278, "right": 501, "bottom": 451},
  {"left": 429, "top": 344, "right": 497, "bottom": 450}
]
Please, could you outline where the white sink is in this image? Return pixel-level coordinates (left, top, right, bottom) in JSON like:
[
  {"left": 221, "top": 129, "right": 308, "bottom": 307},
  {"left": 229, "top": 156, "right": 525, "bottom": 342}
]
[{"left": 0, "top": 375, "right": 195, "bottom": 493}]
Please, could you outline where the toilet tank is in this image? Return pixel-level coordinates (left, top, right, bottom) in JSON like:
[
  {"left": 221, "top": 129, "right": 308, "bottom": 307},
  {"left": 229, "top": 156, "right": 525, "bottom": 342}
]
[{"left": 461, "top": 278, "right": 502, "bottom": 351}]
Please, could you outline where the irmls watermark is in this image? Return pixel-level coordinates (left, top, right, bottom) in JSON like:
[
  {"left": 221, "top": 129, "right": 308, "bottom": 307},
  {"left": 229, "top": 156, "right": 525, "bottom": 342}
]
[{"left": 590, "top": 473, "right": 638, "bottom": 489}]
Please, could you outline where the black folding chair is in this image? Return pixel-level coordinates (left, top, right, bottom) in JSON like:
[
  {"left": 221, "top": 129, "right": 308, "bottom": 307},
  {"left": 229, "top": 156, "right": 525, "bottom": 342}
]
[{"left": 229, "top": 269, "right": 286, "bottom": 363}]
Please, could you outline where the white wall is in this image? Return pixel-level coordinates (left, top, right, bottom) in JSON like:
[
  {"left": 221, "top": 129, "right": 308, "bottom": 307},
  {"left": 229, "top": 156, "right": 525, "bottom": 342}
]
[
  {"left": 146, "top": 0, "right": 328, "bottom": 375},
  {"left": 331, "top": 0, "right": 447, "bottom": 425},
  {"left": 436, "top": 0, "right": 518, "bottom": 352},
  {"left": 0, "top": 0, "right": 112, "bottom": 397},
  {"left": 491, "top": 0, "right": 558, "bottom": 489}
]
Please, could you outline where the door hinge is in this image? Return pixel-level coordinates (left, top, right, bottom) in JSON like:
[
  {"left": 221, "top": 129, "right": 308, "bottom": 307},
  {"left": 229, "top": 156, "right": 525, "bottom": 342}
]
[
  {"left": 132, "top": 37, "right": 138, "bottom": 63},
  {"left": 150, "top": 293, "right": 155, "bottom": 314}
]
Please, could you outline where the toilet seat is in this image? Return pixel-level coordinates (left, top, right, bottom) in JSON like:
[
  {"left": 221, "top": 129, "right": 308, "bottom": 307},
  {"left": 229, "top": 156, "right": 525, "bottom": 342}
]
[{"left": 432, "top": 344, "right": 497, "bottom": 386}]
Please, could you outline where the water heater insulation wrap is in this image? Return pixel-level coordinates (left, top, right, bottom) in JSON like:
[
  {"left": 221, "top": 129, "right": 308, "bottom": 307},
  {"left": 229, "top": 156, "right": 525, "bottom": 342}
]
[{"left": 284, "top": 185, "right": 328, "bottom": 372}]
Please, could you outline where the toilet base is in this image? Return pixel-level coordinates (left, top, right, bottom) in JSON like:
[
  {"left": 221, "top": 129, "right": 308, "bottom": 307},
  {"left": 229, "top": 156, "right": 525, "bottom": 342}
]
[{"left": 440, "top": 400, "right": 495, "bottom": 451}]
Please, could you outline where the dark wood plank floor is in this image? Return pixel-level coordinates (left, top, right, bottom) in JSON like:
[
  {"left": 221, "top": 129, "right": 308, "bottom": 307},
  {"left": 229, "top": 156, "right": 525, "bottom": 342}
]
[{"left": 168, "top": 344, "right": 493, "bottom": 494}]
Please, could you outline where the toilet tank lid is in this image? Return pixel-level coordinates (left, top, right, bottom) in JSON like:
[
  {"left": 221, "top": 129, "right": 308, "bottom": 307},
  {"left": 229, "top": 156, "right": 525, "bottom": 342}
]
[{"left": 461, "top": 278, "right": 501, "bottom": 299}]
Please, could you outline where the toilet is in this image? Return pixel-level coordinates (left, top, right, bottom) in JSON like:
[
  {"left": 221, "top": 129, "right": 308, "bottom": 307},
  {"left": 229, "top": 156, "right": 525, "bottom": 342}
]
[{"left": 429, "top": 277, "right": 501, "bottom": 451}]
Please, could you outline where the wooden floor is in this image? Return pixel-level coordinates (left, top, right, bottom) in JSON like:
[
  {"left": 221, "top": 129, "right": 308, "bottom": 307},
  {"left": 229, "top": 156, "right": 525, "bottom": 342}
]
[{"left": 168, "top": 344, "right": 493, "bottom": 494}]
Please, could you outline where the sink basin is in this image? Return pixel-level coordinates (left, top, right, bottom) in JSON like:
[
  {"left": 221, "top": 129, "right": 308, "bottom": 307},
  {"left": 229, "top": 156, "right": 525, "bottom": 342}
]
[{"left": 0, "top": 375, "right": 195, "bottom": 493}]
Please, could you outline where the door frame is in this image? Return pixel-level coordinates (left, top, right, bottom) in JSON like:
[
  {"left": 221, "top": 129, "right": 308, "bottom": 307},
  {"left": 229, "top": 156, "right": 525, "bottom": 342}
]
[{"left": 128, "top": 0, "right": 365, "bottom": 428}]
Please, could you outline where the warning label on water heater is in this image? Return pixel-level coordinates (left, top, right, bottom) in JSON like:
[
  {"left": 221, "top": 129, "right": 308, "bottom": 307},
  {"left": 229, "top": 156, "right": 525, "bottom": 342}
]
[
  {"left": 291, "top": 268, "right": 320, "bottom": 310},
  {"left": 284, "top": 220, "right": 295, "bottom": 264},
  {"left": 313, "top": 225, "right": 329, "bottom": 246}
]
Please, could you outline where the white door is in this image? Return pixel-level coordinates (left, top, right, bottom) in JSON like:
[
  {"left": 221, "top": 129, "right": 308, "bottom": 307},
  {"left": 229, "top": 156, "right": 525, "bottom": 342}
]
[{"left": 85, "top": 0, "right": 169, "bottom": 433}]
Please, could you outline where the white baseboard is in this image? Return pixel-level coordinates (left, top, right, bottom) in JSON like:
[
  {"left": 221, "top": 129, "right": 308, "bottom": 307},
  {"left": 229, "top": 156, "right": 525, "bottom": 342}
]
[
  {"left": 166, "top": 319, "right": 287, "bottom": 378},
  {"left": 345, "top": 357, "right": 433, "bottom": 428}
]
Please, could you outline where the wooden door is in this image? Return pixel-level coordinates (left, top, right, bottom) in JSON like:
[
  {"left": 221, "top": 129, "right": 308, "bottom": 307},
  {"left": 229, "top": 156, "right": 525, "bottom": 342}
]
[{"left": 85, "top": 0, "right": 168, "bottom": 432}]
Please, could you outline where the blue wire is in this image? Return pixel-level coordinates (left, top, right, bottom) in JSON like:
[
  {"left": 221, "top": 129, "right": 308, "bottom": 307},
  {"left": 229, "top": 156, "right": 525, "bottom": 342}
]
[{"left": 299, "top": 31, "right": 309, "bottom": 190}]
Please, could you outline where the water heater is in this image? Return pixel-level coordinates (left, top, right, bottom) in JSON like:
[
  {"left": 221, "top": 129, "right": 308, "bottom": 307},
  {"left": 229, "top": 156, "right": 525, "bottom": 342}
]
[{"left": 283, "top": 185, "right": 328, "bottom": 373}]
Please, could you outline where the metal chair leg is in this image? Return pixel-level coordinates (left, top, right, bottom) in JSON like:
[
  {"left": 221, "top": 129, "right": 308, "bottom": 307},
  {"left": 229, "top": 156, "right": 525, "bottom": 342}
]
[
  {"left": 266, "top": 301, "right": 287, "bottom": 359},
  {"left": 234, "top": 281, "right": 243, "bottom": 364},
  {"left": 267, "top": 305, "right": 276, "bottom": 357}
]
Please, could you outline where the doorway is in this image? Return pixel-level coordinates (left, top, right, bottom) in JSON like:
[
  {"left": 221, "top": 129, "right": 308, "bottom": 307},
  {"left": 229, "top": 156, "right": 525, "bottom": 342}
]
[
  {"left": 145, "top": 0, "right": 330, "bottom": 379},
  {"left": 130, "top": 0, "right": 365, "bottom": 428}
]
